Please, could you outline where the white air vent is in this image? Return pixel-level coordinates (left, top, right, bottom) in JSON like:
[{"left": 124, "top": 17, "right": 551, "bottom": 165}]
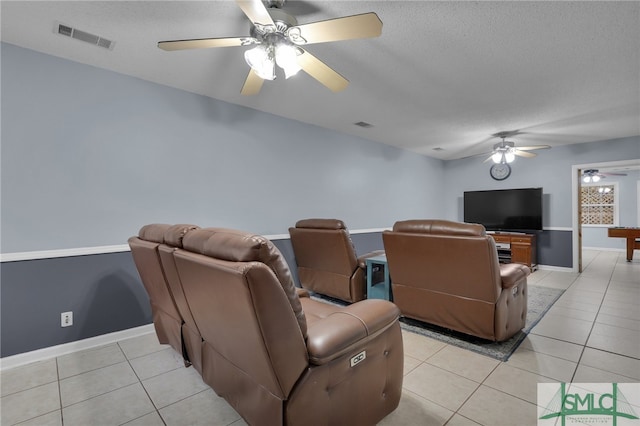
[{"left": 55, "top": 22, "right": 114, "bottom": 50}]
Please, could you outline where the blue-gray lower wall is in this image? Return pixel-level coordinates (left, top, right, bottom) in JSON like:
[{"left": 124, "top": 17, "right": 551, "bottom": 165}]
[
  {"left": 1, "top": 252, "right": 150, "bottom": 358},
  {"left": 3, "top": 228, "right": 576, "bottom": 358},
  {"left": 0, "top": 233, "right": 385, "bottom": 358},
  {"left": 537, "top": 230, "right": 573, "bottom": 268}
]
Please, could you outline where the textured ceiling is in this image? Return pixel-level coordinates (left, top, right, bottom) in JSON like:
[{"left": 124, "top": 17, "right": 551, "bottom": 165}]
[{"left": 1, "top": 1, "right": 639, "bottom": 160}]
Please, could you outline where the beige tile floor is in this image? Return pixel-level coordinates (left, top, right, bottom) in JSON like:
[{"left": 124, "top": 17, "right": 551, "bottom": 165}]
[{"left": 1, "top": 249, "right": 638, "bottom": 425}]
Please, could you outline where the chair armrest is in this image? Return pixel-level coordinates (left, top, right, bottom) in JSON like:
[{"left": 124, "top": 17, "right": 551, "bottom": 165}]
[
  {"left": 499, "top": 263, "right": 531, "bottom": 289},
  {"left": 305, "top": 299, "right": 400, "bottom": 365},
  {"left": 357, "top": 250, "right": 386, "bottom": 269},
  {"left": 296, "top": 287, "right": 310, "bottom": 298}
]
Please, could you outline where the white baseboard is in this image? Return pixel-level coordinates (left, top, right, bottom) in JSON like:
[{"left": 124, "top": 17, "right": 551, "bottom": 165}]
[
  {"left": 537, "top": 264, "right": 574, "bottom": 272},
  {"left": 0, "top": 324, "right": 155, "bottom": 371}
]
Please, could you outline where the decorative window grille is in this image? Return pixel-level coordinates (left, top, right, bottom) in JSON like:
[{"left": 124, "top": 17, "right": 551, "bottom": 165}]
[{"left": 580, "top": 183, "right": 618, "bottom": 226}]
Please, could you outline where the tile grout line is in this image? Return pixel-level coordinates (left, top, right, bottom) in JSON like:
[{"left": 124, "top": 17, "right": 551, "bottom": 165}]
[
  {"left": 117, "top": 341, "right": 167, "bottom": 426},
  {"left": 53, "top": 343, "right": 153, "bottom": 424},
  {"left": 456, "top": 360, "right": 502, "bottom": 414},
  {"left": 418, "top": 346, "right": 507, "bottom": 422},
  {"left": 2, "top": 250, "right": 635, "bottom": 426},
  {"left": 568, "top": 250, "right": 617, "bottom": 384},
  {"left": 529, "top": 270, "right": 588, "bottom": 386},
  {"left": 56, "top": 357, "right": 64, "bottom": 425}
]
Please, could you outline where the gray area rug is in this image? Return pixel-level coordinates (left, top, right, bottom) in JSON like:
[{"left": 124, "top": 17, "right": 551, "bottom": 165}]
[
  {"left": 398, "top": 285, "right": 565, "bottom": 361},
  {"left": 311, "top": 285, "right": 564, "bottom": 362}
]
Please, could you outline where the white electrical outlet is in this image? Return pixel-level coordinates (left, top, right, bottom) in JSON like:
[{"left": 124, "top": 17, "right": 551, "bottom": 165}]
[{"left": 61, "top": 311, "right": 73, "bottom": 327}]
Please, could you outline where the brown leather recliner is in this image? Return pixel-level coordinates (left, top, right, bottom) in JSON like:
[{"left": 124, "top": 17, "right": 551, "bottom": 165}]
[
  {"left": 383, "top": 219, "right": 531, "bottom": 342},
  {"left": 128, "top": 224, "right": 207, "bottom": 372},
  {"left": 289, "top": 219, "right": 385, "bottom": 303},
  {"left": 131, "top": 225, "right": 403, "bottom": 425}
]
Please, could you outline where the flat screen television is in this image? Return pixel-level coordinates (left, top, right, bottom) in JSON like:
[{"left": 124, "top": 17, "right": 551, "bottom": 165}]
[{"left": 463, "top": 187, "right": 543, "bottom": 231}]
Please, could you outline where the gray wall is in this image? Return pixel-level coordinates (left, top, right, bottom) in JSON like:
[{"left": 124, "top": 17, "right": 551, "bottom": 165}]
[
  {"left": 443, "top": 137, "right": 640, "bottom": 262},
  {"left": 443, "top": 137, "right": 640, "bottom": 228},
  {"left": 2, "top": 43, "right": 639, "bottom": 357},
  {"left": 1, "top": 43, "right": 434, "bottom": 357},
  {"left": 1, "top": 43, "right": 444, "bottom": 253}
]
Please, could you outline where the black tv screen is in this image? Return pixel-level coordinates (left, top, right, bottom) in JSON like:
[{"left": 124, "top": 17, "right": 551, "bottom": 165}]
[{"left": 464, "top": 188, "right": 543, "bottom": 231}]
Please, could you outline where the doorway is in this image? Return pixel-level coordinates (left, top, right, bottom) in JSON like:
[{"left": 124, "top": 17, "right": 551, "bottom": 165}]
[{"left": 572, "top": 159, "right": 640, "bottom": 272}]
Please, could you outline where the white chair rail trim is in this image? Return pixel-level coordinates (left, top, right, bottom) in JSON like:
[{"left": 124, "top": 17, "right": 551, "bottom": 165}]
[{"left": 0, "top": 228, "right": 392, "bottom": 262}]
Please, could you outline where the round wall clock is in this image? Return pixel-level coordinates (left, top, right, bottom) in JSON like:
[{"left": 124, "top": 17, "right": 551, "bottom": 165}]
[{"left": 490, "top": 163, "right": 511, "bottom": 180}]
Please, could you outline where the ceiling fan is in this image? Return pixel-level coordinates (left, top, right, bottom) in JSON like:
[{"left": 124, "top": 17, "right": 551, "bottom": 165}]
[
  {"left": 582, "top": 169, "right": 627, "bottom": 183},
  {"left": 157, "top": 0, "right": 382, "bottom": 95},
  {"left": 482, "top": 131, "right": 551, "bottom": 164}
]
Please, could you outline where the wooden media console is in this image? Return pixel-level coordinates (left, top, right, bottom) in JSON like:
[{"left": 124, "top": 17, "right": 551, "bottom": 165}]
[{"left": 489, "top": 233, "right": 538, "bottom": 271}]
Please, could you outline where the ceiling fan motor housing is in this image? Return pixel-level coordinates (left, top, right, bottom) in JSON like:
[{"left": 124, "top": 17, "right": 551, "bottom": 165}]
[
  {"left": 494, "top": 140, "right": 515, "bottom": 151},
  {"left": 265, "top": 0, "right": 286, "bottom": 9},
  {"left": 251, "top": 8, "right": 298, "bottom": 33}
]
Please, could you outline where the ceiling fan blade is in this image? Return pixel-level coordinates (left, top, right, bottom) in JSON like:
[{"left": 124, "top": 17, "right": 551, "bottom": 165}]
[
  {"left": 294, "top": 12, "right": 382, "bottom": 45},
  {"left": 236, "top": 0, "right": 275, "bottom": 27},
  {"left": 513, "top": 149, "right": 536, "bottom": 158},
  {"left": 515, "top": 145, "right": 551, "bottom": 151},
  {"left": 483, "top": 154, "right": 496, "bottom": 163},
  {"left": 240, "top": 69, "right": 264, "bottom": 95},
  {"left": 492, "top": 130, "right": 524, "bottom": 139},
  {"left": 457, "top": 151, "right": 492, "bottom": 161},
  {"left": 158, "top": 37, "right": 257, "bottom": 51},
  {"left": 602, "top": 172, "right": 628, "bottom": 176},
  {"left": 297, "top": 50, "right": 349, "bottom": 92}
]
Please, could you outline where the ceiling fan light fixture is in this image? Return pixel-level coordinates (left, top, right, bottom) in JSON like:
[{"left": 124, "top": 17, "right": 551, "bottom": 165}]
[
  {"left": 158, "top": 2, "right": 383, "bottom": 95},
  {"left": 492, "top": 152, "right": 503, "bottom": 164},
  {"left": 504, "top": 150, "right": 515, "bottom": 163},
  {"left": 275, "top": 43, "right": 301, "bottom": 78},
  {"left": 582, "top": 171, "right": 602, "bottom": 183},
  {"left": 244, "top": 45, "right": 276, "bottom": 80}
]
